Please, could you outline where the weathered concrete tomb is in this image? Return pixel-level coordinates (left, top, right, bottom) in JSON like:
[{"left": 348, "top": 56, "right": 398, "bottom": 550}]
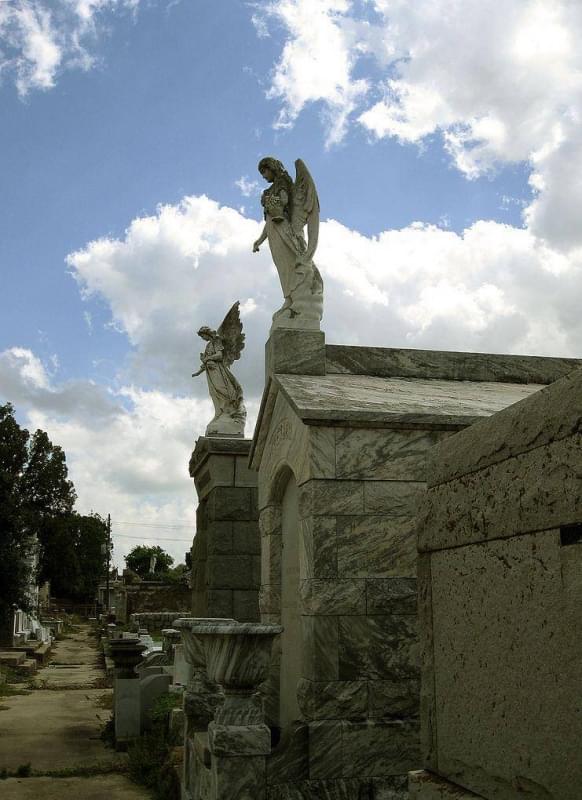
[{"left": 410, "top": 364, "right": 582, "bottom": 800}]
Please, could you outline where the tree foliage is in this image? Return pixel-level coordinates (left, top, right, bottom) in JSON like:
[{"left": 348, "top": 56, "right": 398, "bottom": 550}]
[
  {"left": 125, "top": 545, "right": 174, "bottom": 578},
  {"left": 0, "top": 403, "right": 108, "bottom": 623},
  {"left": 0, "top": 404, "right": 32, "bottom": 640}
]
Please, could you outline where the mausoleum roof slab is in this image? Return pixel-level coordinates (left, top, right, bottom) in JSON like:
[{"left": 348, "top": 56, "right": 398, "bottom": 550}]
[{"left": 276, "top": 373, "right": 544, "bottom": 428}]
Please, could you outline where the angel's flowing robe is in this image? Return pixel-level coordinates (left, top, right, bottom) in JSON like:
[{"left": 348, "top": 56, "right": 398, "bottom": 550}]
[
  {"left": 203, "top": 338, "right": 245, "bottom": 423},
  {"left": 263, "top": 188, "right": 307, "bottom": 297}
]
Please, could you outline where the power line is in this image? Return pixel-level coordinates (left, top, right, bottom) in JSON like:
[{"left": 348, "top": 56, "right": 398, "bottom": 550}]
[
  {"left": 112, "top": 533, "right": 193, "bottom": 542},
  {"left": 111, "top": 519, "right": 194, "bottom": 530}
]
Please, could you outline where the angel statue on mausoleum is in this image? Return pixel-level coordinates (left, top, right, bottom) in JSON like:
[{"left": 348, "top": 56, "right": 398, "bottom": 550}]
[
  {"left": 192, "top": 302, "right": 246, "bottom": 437},
  {"left": 253, "top": 157, "right": 323, "bottom": 331}
]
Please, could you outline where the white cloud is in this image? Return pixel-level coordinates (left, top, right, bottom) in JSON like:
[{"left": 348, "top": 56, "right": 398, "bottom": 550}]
[
  {"left": 259, "top": 0, "right": 369, "bottom": 146},
  {"left": 253, "top": 0, "right": 582, "bottom": 251},
  {"left": 0, "top": 0, "right": 140, "bottom": 96},
  {"left": 235, "top": 176, "right": 260, "bottom": 197},
  {"left": 0, "top": 343, "right": 261, "bottom": 567},
  {"left": 69, "top": 193, "right": 582, "bottom": 375},
  {"left": 7, "top": 188, "right": 582, "bottom": 563}
]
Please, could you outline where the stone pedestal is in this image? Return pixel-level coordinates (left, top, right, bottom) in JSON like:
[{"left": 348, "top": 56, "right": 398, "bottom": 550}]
[
  {"left": 109, "top": 637, "right": 147, "bottom": 745},
  {"left": 201, "top": 622, "right": 282, "bottom": 800},
  {"left": 115, "top": 679, "right": 141, "bottom": 741},
  {"left": 189, "top": 436, "right": 260, "bottom": 622},
  {"left": 175, "top": 617, "right": 234, "bottom": 800}
]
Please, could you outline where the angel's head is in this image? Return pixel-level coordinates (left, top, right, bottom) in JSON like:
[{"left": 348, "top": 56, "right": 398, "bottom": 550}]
[
  {"left": 197, "top": 325, "right": 216, "bottom": 341},
  {"left": 258, "top": 157, "right": 289, "bottom": 184}
]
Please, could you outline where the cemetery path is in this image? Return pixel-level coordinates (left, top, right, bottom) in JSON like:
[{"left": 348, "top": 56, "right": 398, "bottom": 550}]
[{"left": 0, "top": 623, "right": 150, "bottom": 799}]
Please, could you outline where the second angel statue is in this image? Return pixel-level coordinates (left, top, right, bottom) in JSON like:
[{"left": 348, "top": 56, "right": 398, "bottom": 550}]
[
  {"left": 253, "top": 157, "right": 323, "bottom": 331},
  {"left": 192, "top": 302, "right": 246, "bottom": 437}
]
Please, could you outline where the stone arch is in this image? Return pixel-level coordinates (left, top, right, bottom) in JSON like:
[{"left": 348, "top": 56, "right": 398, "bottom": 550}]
[{"left": 260, "top": 462, "right": 304, "bottom": 731}]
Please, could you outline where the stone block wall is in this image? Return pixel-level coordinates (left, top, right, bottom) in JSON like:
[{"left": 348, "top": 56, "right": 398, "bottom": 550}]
[
  {"left": 190, "top": 437, "right": 260, "bottom": 623},
  {"left": 117, "top": 583, "right": 191, "bottom": 623},
  {"left": 255, "top": 389, "right": 458, "bottom": 792},
  {"left": 415, "top": 367, "right": 582, "bottom": 799}
]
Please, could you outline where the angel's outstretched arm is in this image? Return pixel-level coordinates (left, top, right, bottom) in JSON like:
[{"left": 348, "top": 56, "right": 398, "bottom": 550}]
[{"left": 253, "top": 224, "right": 268, "bottom": 252}]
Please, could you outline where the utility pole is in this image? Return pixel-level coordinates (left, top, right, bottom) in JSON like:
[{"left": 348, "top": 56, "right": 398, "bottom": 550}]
[{"left": 105, "top": 514, "right": 111, "bottom": 616}]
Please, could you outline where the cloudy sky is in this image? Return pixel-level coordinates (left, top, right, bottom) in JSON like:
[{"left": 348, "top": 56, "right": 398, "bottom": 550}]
[{"left": 2, "top": 0, "right": 581, "bottom": 567}]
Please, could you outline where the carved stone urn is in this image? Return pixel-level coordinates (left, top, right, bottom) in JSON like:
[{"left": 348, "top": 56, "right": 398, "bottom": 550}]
[
  {"left": 173, "top": 617, "right": 235, "bottom": 732},
  {"left": 174, "top": 617, "right": 235, "bottom": 671},
  {"left": 109, "top": 637, "right": 147, "bottom": 679},
  {"left": 199, "top": 622, "right": 283, "bottom": 726}
]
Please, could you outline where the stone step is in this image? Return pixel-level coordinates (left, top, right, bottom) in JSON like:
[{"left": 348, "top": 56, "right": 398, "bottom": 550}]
[
  {"left": 0, "top": 651, "right": 26, "bottom": 667},
  {"left": 14, "top": 658, "right": 38, "bottom": 677},
  {"left": 11, "top": 641, "right": 51, "bottom": 664}
]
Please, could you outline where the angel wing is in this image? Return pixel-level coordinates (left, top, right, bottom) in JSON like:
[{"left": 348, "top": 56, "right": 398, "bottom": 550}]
[
  {"left": 217, "top": 301, "right": 245, "bottom": 367},
  {"left": 291, "top": 159, "right": 320, "bottom": 261}
]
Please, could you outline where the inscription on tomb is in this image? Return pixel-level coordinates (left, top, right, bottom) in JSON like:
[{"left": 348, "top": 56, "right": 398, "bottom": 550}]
[{"left": 268, "top": 419, "right": 292, "bottom": 453}]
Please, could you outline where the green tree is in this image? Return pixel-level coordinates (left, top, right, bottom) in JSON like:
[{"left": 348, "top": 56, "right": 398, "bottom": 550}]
[
  {"left": 20, "top": 429, "right": 77, "bottom": 590},
  {"left": 125, "top": 545, "right": 174, "bottom": 578},
  {"left": 0, "top": 404, "right": 107, "bottom": 611},
  {"left": 0, "top": 404, "right": 32, "bottom": 644},
  {"left": 75, "top": 514, "right": 108, "bottom": 599}
]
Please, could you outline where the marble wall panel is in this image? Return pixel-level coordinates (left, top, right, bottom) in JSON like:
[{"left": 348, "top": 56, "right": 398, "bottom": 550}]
[
  {"left": 341, "top": 719, "right": 420, "bottom": 778},
  {"left": 368, "top": 678, "right": 419, "bottom": 719},
  {"left": 309, "top": 427, "right": 337, "bottom": 481},
  {"left": 259, "top": 506, "right": 282, "bottom": 537},
  {"left": 325, "top": 344, "right": 579, "bottom": 383},
  {"left": 300, "top": 578, "right": 366, "bottom": 616},
  {"left": 299, "top": 480, "right": 365, "bottom": 518},
  {"left": 336, "top": 516, "right": 417, "bottom": 578},
  {"left": 212, "top": 754, "right": 266, "bottom": 800},
  {"left": 417, "top": 554, "right": 437, "bottom": 771},
  {"left": 421, "top": 433, "right": 582, "bottom": 552},
  {"left": 299, "top": 517, "right": 337, "bottom": 580},
  {"left": 267, "top": 778, "right": 369, "bottom": 800},
  {"left": 309, "top": 720, "right": 343, "bottom": 779},
  {"left": 259, "top": 584, "right": 281, "bottom": 615},
  {"left": 297, "top": 678, "right": 367, "bottom": 721},
  {"left": 261, "top": 533, "right": 282, "bottom": 587},
  {"left": 366, "top": 578, "right": 417, "bottom": 615},
  {"left": 266, "top": 328, "right": 326, "bottom": 376},
  {"left": 266, "top": 721, "right": 309, "bottom": 785},
  {"left": 209, "top": 722, "right": 271, "bottom": 756},
  {"left": 335, "top": 428, "right": 448, "bottom": 481},
  {"left": 302, "top": 616, "right": 339, "bottom": 681},
  {"left": 364, "top": 481, "right": 426, "bottom": 515},
  {"left": 258, "top": 395, "right": 336, "bottom": 511},
  {"left": 338, "top": 615, "right": 419, "bottom": 681}
]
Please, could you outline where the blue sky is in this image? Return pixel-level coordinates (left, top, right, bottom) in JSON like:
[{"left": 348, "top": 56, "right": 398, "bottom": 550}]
[{"left": 1, "top": 0, "right": 580, "bottom": 565}]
